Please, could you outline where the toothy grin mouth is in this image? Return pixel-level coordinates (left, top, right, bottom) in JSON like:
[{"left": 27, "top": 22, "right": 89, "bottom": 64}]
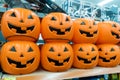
[
  {"left": 7, "top": 58, "right": 34, "bottom": 68},
  {"left": 49, "top": 26, "right": 71, "bottom": 35},
  {"left": 111, "top": 31, "right": 120, "bottom": 39},
  {"left": 47, "top": 57, "right": 70, "bottom": 66},
  {"left": 8, "top": 23, "right": 34, "bottom": 34},
  {"left": 79, "top": 30, "right": 97, "bottom": 37},
  {"left": 99, "top": 56, "right": 116, "bottom": 62},
  {"left": 77, "top": 56, "right": 97, "bottom": 64}
]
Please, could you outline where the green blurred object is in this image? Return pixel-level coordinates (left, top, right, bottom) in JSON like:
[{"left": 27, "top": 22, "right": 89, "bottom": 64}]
[
  {"left": 118, "top": 73, "right": 120, "bottom": 80},
  {"left": 100, "top": 78, "right": 105, "bottom": 80},
  {"left": 108, "top": 73, "right": 118, "bottom": 80}
]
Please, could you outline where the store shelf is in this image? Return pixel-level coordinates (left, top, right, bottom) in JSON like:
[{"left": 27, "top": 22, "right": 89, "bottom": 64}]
[{"left": 2, "top": 65, "right": 120, "bottom": 80}]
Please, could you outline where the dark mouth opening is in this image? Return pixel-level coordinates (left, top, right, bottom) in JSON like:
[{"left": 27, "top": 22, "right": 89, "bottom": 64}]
[
  {"left": 49, "top": 26, "right": 71, "bottom": 35},
  {"left": 47, "top": 57, "right": 70, "bottom": 66},
  {"left": 77, "top": 56, "right": 97, "bottom": 64},
  {"left": 7, "top": 58, "right": 34, "bottom": 68},
  {"left": 79, "top": 30, "right": 97, "bottom": 37},
  {"left": 111, "top": 31, "right": 120, "bottom": 39},
  {"left": 8, "top": 23, "right": 34, "bottom": 34},
  {"left": 99, "top": 56, "right": 116, "bottom": 62}
]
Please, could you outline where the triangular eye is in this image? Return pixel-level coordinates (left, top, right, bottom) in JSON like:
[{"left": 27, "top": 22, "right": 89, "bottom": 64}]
[
  {"left": 64, "top": 47, "right": 68, "bottom": 52},
  {"left": 79, "top": 47, "right": 83, "bottom": 51},
  {"left": 28, "top": 15, "right": 33, "bottom": 19},
  {"left": 91, "top": 47, "right": 95, "bottom": 51},
  {"left": 98, "top": 48, "right": 102, "bottom": 51},
  {"left": 110, "top": 48, "right": 115, "bottom": 52},
  {"left": 49, "top": 47, "right": 54, "bottom": 52},
  {"left": 28, "top": 47, "right": 33, "bottom": 52},
  {"left": 112, "top": 24, "right": 117, "bottom": 28},
  {"left": 66, "top": 17, "right": 69, "bottom": 21},
  {"left": 51, "top": 17, "right": 56, "bottom": 21},
  {"left": 80, "top": 21, "right": 85, "bottom": 25},
  {"left": 10, "top": 46, "right": 16, "bottom": 52},
  {"left": 11, "top": 12, "right": 16, "bottom": 17}
]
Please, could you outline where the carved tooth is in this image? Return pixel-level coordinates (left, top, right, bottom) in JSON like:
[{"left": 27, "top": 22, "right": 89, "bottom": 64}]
[
  {"left": 61, "top": 29, "right": 65, "bottom": 32},
  {"left": 94, "top": 34, "right": 97, "bottom": 36},
  {"left": 11, "top": 28, "right": 17, "bottom": 32},
  {"left": 59, "top": 60, "right": 63, "bottom": 63},
  {"left": 21, "top": 61, "right": 27, "bottom": 65},
  {"left": 114, "top": 35, "right": 117, "bottom": 38},
  {"left": 90, "top": 32, "right": 93, "bottom": 34},
  {"left": 21, "top": 27, "right": 26, "bottom": 30},
  {"left": 27, "top": 30, "right": 31, "bottom": 33},
  {"left": 111, "top": 60, "right": 115, "bottom": 62},
  {"left": 27, "top": 63, "right": 31, "bottom": 66},
  {"left": 63, "top": 62, "right": 67, "bottom": 65},
  {"left": 65, "top": 32, "right": 68, "bottom": 34},
  {"left": 81, "top": 60, "right": 84, "bottom": 63},
  {"left": 50, "top": 62, "right": 55, "bottom": 65},
  {"left": 106, "top": 57, "right": 110, "bottom": 60},
  {"left": 53, "top": 31, "right": 57, "bottom": 34},
  {"left": 83, "top": 34, "right": 87, "bottom": 36},
  {"left": 88, "top": 58, "right": 92, "bottom": 61},
  {"left": 11, "top": 63, "right": 16, "bottom": 67}
]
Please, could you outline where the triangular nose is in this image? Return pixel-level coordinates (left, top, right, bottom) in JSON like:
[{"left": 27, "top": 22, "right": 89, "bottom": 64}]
[
  {"left": 20, "top": 20, "right": 24, "bottom": 23},
  {"left": 105, "top": 53, "right": 108, "bottom": 55},
  {"left": 87, "top": 53, "right": 89, "bottom": 55},
  {"left": 58, "top": 53, "right": 61, "bottom": 56},
  {"left": 89, "top": 26, "right": 92, "bottom": 29},
  {"left": 60, "top": 22, "right": 63, "bottom": 25},
  {"left": 20, "top": 54, "right": 24, "bottom": 57}
]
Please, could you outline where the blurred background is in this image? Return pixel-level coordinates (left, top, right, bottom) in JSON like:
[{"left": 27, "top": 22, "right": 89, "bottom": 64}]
[{"left": 0, "top": 0, "right": 120, "bottom": 22}]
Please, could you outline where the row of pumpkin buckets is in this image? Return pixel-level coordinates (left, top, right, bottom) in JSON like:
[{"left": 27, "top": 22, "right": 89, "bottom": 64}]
[{"left": 0, "top": 7, "right": 120, "bottom": 75}]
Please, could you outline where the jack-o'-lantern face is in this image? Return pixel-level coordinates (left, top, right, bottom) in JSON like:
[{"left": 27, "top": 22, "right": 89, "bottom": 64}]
[
  {"left": 1, "top": 8, "right": 40, "bottom": 42},
  {"left": 41, "top": 12, "right": 73, "bottom": 42},
  {"left": 41, "top": 43, "right": 73, "bottom": 72},
  {"left": 1, "top": 41, "right": 40, "bottom": 74},
  {"left": 96, "top": 21, "right": 120, "bottom": 44},
  {"left": 72, "top": 44, "right": 98, "bottom": 69},
  {"left": 72, "top": 18, "right": 98, "bottom": 43},
  {"left": 97, "top": 44, "right": 120, "bottom": 67}
]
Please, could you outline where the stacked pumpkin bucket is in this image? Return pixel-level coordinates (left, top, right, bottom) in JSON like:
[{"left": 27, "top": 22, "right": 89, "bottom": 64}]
[
  {"left": 0, "top": 7, "right": 120, "bottom": 75},
  {"left": 96, "top": 21, "right": 120, "bottom": 67},
  {"left": 72, "top": 18, "right": 99, "bottom": 69},
  {"left": 40, "top": 12, "right": 74, "bottom": 72},
  {"left": 0, "top": 8, "right": 41, "bottom": 74}
]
